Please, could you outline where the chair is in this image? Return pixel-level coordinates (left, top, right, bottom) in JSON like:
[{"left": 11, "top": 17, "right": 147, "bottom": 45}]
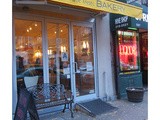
[{"left": 24, "top": 76, "right": 39, "bottom": 88}]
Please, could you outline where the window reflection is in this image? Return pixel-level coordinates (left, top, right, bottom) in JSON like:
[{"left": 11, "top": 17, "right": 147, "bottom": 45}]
[
  {"left": 15, "top": 19, "right": 43, "bottom": 91},
  {"left": 73, "top": 25, "right": 95, "bottom": 96},
  {"left": 47, "top": 23, "right": 71, "bottom": 90}
]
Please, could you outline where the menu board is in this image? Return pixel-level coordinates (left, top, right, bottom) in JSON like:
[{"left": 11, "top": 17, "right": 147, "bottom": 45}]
[
  {"left": 28, "top": 94, "right": 39, "bottom": 120},
  {"left": 14, "top": 89, "right": 39, "bottom": 120}
]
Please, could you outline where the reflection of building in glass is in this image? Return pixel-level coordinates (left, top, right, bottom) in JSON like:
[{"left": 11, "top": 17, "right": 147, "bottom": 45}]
[{"left": 16, "top": 56, "right": 24, "bottom": 70}]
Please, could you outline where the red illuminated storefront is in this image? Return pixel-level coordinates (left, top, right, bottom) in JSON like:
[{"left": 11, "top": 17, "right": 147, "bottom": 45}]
[
  {"left": 115, "top": 30, "right": 142, "bottom": 98},
  {"left": 110, "top": 2, "right": 148, "bottom": 98},
  {"left": 118, "top": 31, "right": 140, "bottom": 72}
]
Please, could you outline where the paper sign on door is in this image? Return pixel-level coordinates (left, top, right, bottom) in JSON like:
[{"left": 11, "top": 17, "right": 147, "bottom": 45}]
[{"left": 86, "top": 62, "right": 93, "bottom": 71}]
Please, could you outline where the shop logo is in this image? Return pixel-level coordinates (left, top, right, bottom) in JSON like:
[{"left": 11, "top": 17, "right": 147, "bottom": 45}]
[
  {"left": 97, "top": 0, "right": 125, "bottom": 12},
  {"left": 115, "top": 16, "right": 128, "bottom": 25},
  {"left": 135, "top": 13, "right": 148, "bottom": 22},
  {"left": 136, "top": 13, "right": 148, "bottom": 22}
]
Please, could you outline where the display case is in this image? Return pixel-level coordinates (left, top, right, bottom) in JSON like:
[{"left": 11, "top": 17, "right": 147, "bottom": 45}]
[{"left": 116, "top": 30, "right": 143, "bottom": 98}]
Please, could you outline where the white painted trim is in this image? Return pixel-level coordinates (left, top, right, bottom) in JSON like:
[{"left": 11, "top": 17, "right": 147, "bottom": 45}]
[
  {"left": 13, "top": 12, "right": 99, "bottom": 111},
  {"left": 70, "top": 21, "right": 98, "bottom": 101}
]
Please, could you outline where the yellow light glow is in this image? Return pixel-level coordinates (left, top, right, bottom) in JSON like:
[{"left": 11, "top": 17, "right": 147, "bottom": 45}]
[
  {"left": 61, "top": 46, "right": 66, "bottom": 52},
  {"left": 82, "top": 41, "right": 87, "bottom": 49},
  {"left": 29, "top": 27, "right": 32, "bottom": 30},
  {"left": 35, "top": 51, "right": 41, "bottom": 57},
  {"left": 86, "top": 41, "right": 89, "bottom": 48},
  {"left": 48, "top": 49, "right": 52, "bottom": 55}
]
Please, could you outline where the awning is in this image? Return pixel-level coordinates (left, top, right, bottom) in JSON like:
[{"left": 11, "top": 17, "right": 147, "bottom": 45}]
[
  {"left": 110, "top": 4, "right": 148, "bottom": 30},
  {"left": 48, "top": 0, "right": 142, "bottom": 18}
]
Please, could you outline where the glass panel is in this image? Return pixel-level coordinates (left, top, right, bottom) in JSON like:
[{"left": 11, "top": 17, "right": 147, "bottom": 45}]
[
  {"left": 73, "top": 25, "right": 95, "bottom": 96},
  {"left": 118, "top": 30, "right": 140, "bottom": 72},
  {"left": 15, "top": 19, "right": 43, "bottom": 91},
  {"left": 47, "top": 23, "right": 71, "bottom": 90},
  {"left": 140, "top": 32, "right": 148, "bottom": 71}
]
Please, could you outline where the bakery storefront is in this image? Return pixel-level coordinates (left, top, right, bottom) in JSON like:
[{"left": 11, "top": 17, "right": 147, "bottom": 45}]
[{"left": 12, "top": 0, "right": 142, "bottom": 115}]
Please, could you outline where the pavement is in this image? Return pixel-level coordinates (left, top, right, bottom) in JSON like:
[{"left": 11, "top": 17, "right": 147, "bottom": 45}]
[{"left": 38, "top": 91, "right": 148, "bottom": 120}]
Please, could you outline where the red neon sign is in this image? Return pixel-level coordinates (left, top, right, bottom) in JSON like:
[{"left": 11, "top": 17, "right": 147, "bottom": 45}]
[{"left": 119, "top": 45, "right": 137, "bottom": 55}]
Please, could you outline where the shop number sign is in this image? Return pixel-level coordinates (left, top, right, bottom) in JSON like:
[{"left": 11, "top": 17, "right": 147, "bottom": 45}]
[{"left": 119, "top": 45, "right": 137, "bottom": 56}]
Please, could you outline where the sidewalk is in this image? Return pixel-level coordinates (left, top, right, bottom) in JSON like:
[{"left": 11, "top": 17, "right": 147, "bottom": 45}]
[{"left": 39, "top": 91, "right": 148, "bottom": 120}]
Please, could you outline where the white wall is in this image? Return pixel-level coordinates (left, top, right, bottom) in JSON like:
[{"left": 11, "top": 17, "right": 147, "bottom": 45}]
[{"left": 96, "top": 14, "right": 116, "bottom": 100}]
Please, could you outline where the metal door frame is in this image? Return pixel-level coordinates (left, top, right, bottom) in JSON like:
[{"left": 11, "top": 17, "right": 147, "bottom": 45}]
[
  {"left": 70, "top": 21, "right": 97, "bottom": 102},
  {"left": 13, "top": 13, "right": 98, "bottom": 103}
]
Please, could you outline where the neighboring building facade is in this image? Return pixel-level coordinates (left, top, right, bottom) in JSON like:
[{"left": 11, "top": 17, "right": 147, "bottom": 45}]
[
  {"left": 110, "top": 0, "right": 148, "bottom": 98},
  {"left": 12, "top": 0, "right": 143, "bottom": 116}
]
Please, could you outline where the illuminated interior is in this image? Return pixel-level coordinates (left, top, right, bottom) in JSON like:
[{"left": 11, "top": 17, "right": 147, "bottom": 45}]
[
  {"left": 15, "top": 19, "right": 95, "bottom": 96},
  {"left": 118, "top": 30, "right": 140, "bottom": 72}
]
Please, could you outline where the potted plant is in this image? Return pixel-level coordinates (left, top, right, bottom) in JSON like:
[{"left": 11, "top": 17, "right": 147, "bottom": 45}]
[{"left": 126, "top": 87, "right": 145, "bottom": 102}]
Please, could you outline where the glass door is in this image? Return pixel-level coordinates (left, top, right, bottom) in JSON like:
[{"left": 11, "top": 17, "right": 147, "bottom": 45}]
[
  {"left": 47, "top": 21, "right": 71, "bottom": 90},
  {"left": 72, "top": 23, "right": 96, "bottom": 99}
]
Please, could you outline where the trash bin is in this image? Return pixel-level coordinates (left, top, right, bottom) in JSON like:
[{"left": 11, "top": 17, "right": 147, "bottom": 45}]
[{"left": 126, "top": 87, "right": 145, "bottom": 102}]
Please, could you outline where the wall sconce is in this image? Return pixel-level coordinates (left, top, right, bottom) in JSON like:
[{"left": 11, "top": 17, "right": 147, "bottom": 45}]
[
  {"left": 61, "top": 46, "right": 66, "bottom": 52},
  {"left": 82, "top": 41, "right": 87, "bottom": 49},
  {"left": 82, "top": 41, "right": 89, "bottom": 49},
  {"left": 48, "top": 49, "right": 52, "bottom": 55},
  {"left": 35, "top": 51, "right": 41, "bottom": 58},
  {"left": 82, "top": 41, "right": 89, "bottom": 55}
]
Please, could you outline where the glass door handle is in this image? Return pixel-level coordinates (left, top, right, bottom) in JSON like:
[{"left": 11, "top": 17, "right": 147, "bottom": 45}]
[{"left": 73, "top": 62, "right": 80, "bottom": 73}]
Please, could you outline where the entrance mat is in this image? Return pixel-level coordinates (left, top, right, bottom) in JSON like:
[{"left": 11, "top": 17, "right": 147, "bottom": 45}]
[{"left": 76, "top": 99, "right": 118, "bottom": 117}]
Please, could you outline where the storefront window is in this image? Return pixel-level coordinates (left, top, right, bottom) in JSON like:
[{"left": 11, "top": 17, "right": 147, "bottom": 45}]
[
  {"left": 118, "top": 30, "right": 140, "bottom": 72},
  {"left": 47, "top": 22, "right": 71, "bottom": 90},
  {"left": 140, "top": 32, "right": 148, "bottom": 71},
  {"left": 15, "top": 19, "right": 43, "bottom": 90}
]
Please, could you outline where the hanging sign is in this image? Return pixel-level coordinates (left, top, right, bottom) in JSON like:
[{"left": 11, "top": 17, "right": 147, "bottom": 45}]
[
  {"left": 110, "top": 4, "right": 147, "bottom": 30},
  {"left": 50, "top": 0, "right": 142, "bottom": 18}
]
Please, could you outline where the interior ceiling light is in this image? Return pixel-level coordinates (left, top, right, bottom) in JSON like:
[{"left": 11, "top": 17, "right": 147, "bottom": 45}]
[
  {"left": 35, "top": 23, "right": 37, "bottom": 27},
  {"left": 29, "top": 27, "right": 32, "bottom": 30}
]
